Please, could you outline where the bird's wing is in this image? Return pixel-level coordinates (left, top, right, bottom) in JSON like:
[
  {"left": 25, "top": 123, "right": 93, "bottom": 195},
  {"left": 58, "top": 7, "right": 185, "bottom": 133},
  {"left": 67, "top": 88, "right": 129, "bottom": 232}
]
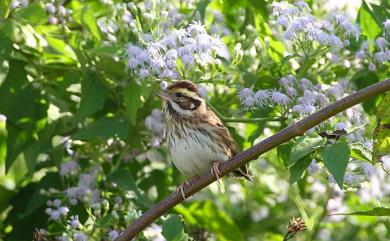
[{"left": 205, "top": 109, "right": 252, "bottom": 181}]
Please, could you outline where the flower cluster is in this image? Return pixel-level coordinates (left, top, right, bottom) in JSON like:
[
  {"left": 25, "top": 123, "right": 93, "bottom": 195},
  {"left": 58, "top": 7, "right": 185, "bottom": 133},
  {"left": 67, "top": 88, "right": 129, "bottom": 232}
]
[
  {"left": 11, "top": 0, "right": 28, "bottom": 9},
  {"left": 126, "top": 21, "right": 226, "bottom": 80},
  {"left": 356, "top": 19, "right": 390, "bottom": 71},
  {"left": 45, "top": 2, "right": 72, "bottom": 25},
  {"left": 272, "top": 1, "right": 359, "bottom": 50}
]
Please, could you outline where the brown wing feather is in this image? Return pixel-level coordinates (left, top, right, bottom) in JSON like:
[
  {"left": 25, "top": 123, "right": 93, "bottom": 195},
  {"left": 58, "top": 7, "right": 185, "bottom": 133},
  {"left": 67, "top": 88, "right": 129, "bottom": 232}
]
[{"left": 205, "top": 108, "right": 252, "bottom": 181}]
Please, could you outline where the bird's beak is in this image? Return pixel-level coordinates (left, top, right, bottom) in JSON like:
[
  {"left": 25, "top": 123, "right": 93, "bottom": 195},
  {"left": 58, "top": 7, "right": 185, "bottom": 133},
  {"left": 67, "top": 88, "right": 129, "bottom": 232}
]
[{"left": 156, "top": 91, "right": 170, "bottom": 100}]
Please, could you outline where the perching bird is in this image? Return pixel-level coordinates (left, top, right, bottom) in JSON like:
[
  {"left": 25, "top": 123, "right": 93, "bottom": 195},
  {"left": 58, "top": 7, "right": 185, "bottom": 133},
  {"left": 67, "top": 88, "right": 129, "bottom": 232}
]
[{"left": 157, "top": 80, "right": 251, "bottom": 199}]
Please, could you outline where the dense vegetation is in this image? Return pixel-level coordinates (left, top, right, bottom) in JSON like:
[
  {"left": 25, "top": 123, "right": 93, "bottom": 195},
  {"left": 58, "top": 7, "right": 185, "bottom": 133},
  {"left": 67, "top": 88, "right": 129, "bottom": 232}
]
[{"left": 0, "top": 0, "right": 390, "bottom": 240}]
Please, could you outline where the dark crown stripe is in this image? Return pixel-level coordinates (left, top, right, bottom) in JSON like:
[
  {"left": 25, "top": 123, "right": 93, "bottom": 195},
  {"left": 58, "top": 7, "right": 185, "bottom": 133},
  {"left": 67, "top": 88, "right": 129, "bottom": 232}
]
[{"left": 167, "top": 80, "right": 200, "bottom": 96}]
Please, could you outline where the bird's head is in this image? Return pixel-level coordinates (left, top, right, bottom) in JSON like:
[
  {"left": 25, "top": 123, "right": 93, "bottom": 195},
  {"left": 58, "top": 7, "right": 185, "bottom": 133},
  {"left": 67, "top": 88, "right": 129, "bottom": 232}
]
[{"left": 157, "top": 80, "right": 205, "bottom": 117}]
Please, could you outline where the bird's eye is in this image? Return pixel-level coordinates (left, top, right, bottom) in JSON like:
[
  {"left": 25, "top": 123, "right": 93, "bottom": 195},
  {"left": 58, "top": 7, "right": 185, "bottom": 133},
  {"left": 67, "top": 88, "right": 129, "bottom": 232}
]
[{"left": 174, "top": 93, "right": 183, "bottom": 98}]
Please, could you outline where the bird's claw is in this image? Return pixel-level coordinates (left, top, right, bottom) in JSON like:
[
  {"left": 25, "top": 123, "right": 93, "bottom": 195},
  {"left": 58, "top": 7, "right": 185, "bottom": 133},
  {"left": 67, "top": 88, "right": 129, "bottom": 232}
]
[
  {"left": 176, "top": 181, "right": 190, "bottom": 199},
  {"left": 211, "top": 161, "right": 222, "bottom": 185}
]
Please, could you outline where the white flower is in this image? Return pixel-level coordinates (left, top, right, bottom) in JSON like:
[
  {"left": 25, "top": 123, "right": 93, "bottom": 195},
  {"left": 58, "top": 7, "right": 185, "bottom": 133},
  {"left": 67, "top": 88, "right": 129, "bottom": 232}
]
[
  {"left": 271, "top": 91, "right": 290, "bottom": 106},
  {"left": 73, "top": 232, "right": 88, "bottom": 241},
  {"left": 381, "top": 155, "right": 390, "bottom": 170},
  {"left": 48, "top": 16, "right": 59, "bottom": 25}
]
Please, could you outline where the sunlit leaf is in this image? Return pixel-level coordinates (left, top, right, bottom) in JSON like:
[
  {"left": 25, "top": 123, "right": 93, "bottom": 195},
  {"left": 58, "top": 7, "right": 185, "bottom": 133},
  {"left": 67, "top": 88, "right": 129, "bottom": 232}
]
[
  {"left": 123, "top": 80, "right": 142, "bottom": 126},
  {"left": 322, "top": 141, "right": 350, "bottom": 189},
  {"left": 288, "top": 136, "right": 324, "bottom": 167},
  {"left": 162, "top": 214, "right": 186, "bottom": 241},
  {"left": 72, "top": 116, "right": 128, "bottom": 140}
]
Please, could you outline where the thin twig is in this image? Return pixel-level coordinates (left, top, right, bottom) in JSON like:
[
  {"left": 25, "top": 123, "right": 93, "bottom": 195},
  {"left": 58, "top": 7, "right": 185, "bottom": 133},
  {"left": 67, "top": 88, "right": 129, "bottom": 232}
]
[{"left": 115, "top": 79, "right": 390, "bottom": 241}]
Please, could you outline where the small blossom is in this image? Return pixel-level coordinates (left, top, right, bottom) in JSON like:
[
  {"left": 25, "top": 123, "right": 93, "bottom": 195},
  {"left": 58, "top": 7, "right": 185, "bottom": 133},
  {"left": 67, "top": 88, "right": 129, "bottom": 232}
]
[
  {"left": 50, "top": 210, "right": 61, "bottom": 221},
  {"left": 254, "top": 90, "right": 270, "bottom": 106},
  {"left": 344, "top": 172, "right": 359, "bottom": 185},
  {"left": 335, "top": 122, "right": 347, "bottom": 130},
  {"left": 384, "top": 19, "right": 390, "bottom": 34},
  {"left": 58, "top": 206, "right": 69, "bottom": 215},
  {"left": 160, "top": 81, "right": 168, "bottom": 90},
  {"left": 361, "top": 163, "right": 375, "bottom": 177},
  {"left": 60, "top": 160, "right": 79, "bottom": 176},
  {"left": 307, "top": 159, "right": 320, "bottom": 174},
  {"left": 45, "top": 3, "right": 56, "bottom": 14},
  {"left": 73, "top": 232, "right": 88, "bottom": 241},
  {"left": 108, "top": 230, "right": 119, "bottom": 240},
  {"left": 271, "top": 91, "right": 290, "bottom": 106},
  {"left": 48, "top": 16, "right": 59, "bottom": 25},
  {"left": 242, "top": 96, "right": 255, "bottom": 108},
  {"left": 68, "top": 215, "right": 81, "bottom": 229},
  {"left": 376, "top": 37, "right": 388, "bottom": 52},
  {"left": 238, "top": 88, "right": 253, "bottom": 100},
  {"left": 53, "top": 199, "right": 62, "bottom": 207},
  {"left": 368, "top": 62, "right": 376, "bottom": 71}
]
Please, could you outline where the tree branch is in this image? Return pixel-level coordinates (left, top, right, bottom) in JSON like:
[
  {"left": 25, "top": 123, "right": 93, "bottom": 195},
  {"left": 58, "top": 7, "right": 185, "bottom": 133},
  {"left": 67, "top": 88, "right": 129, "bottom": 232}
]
[{"left": 116, "top": 79, "right": 390, "bottom": 241}]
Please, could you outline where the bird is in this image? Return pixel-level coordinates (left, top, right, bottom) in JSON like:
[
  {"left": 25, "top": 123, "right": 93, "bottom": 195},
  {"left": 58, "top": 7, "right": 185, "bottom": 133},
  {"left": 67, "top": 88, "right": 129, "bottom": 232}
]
[{"left": 157, "top": 80, "right": 252, "bottom": 199}]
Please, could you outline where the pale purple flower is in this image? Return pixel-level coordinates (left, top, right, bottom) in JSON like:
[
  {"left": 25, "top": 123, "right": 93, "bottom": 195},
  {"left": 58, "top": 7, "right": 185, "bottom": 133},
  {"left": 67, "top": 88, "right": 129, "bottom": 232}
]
[
  {"left": 53, "top": 199, "right": 62, "bottom": 207},
  {"left": 368, "top": 62, "right": 376, "bottom": 71},
  {"left": 344, "top": 172, "right": 359, "bottom": 185},
  {"left": 316, "top": 93, "right": 329, "bottom": 106},
  {"left": 328, "top": 83, "right": 344, "bottom": 98},
  {"left": 238, "top": 88, "right": 253, "bottom": 100},
  {"left": 286, "top": 87, "right": 297, "bottom": 97},
  {"left": 308, "top": 159, "right": 320, "bottom": 174},
  {"left": 48, "top": 16, "right": 59, "bottom": 25},
  {"left": 242, "top": 96, "right": 255, "bottom": 108},
  {"left": 356, "top": 50, "right": 365, "bottom": 59},
  {"left": 160, "top": 81, "right": 168, "bottom": 90},
  {"left": 299, "top": 78, "right": 312, "bottom": 90},
  {"left": 109, "top": 230, "right": 119, "bottom": 240},
  {"left": 292, "top": 104, "right": 315, "bottom": 115},
  {"left": 335, "top": 122, "right": 347, "bottom": 130},
  {"left": 123, "top": 11, "right": 132, "bottom": 23},
  {"left": 361, "top": 163, "right": 375, "bottom": 177},
  {"left": 73, "top": 232, "right": 88, "bottom": 241},
  {"left": 254, "top": 90, "right": 270, "bottom": 106},
  {"left": 376, "top": 37, "right": 388, "bottom": 51},
  {"left": 187, "top": 21, "right": 206, "bottom": 35},
  {"left": 138, "top": 69, "right": 149, "bottom": 79},
  {"left": 271, "top": 91, "right": 290, "bottom": 106},
  {"left": 68, "top": 215, "right": 81, "bottom": 229},
  {"left": 57, "top": 5, "right": 67, "bottom": 17},
  {"left": 45, "top": 3, "right": 56, "bottom": 14},
  {"left": 277, "top": 15, "right": 289, "bottom": 27},
  {"left": 384, "top": 19, "right": 390, "bottom": 34},
  {"left": 50, "top": 210, "right": 61, "bottom": 221},
  {"left": 58, "top": 206, "right": 69, "bottom": 215}
]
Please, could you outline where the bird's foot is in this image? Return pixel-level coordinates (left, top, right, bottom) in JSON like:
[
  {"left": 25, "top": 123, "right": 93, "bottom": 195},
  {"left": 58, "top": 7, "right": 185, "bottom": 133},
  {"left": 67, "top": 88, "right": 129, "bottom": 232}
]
[
  {"left": 176, "top": 181, "right": 190, "bottom": 200},
  {"left": 211, "top": 161, "right": 222, "bottom": 185}
]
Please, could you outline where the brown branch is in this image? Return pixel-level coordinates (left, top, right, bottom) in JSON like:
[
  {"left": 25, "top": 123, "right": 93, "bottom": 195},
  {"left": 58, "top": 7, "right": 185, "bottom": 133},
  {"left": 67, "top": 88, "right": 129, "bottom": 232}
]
[{"left": 116, "top": 79, "right": 390, "bottom": 241}]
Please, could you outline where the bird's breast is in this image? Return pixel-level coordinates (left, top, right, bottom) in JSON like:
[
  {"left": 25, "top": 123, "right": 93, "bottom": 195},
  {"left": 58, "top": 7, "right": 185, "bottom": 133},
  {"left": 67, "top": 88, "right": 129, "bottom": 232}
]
[{"left": 166, "top": 123, "right": 230, "bottom": 177}]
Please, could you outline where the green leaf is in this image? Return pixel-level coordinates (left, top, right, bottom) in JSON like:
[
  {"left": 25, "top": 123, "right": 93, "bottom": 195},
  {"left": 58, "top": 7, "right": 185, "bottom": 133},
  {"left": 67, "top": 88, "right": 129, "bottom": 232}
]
[
  {"left": 0, "top": 0, "right": 12, "bottom": 19},
  {"left": 357, "top": 2, "right": 382, "bottom": 40},
  {"left": 322, "top": 141, "right": 351, "bottom": 189},
  {"left": 335, "top": 207, "right": 390, "bottom": 216},
  {"left": 351, "top": 70, "right": 380, "bottom": 114},
  {"left": 196, "top": 0, "right": 210, "bottom": 21},
  {"left": 373, "top": 91, "right": 390, "bottom": 162},
  {"left": 162, "top": 214, "right": 186, "bottom": 241},
  {"left": 13, "top": 3, "right": 47, "bottom": 25},
  {"left": 350, "top": 143, "right": 372, "bottom": 162},
  {"left": 181, "top": 201, "right": 245, "bottom": 241},
  {"left": 289, "top": 156, "right": 311, "bottom": 184},
  {"left": 73, "top": 5, "right": 101, "bottom": 40},
  {"left": 72, "top": 116, "right": 128, "bottom": 140},
  {"left": 0, "top": 30, "right": 12, "bottom": 63},
  {"left": 75, "top": 72, "right": 107, "bottom": 121},
  {"left": 277, "top": 142, "right": 292, "bottom": 167},
  {"left": 288, "top": 136, "right": 324, "bottom": 167},
  {"left": 109, "top": 169, "right": 152, "bottom": 208},
  {"left": 123, "top": 80, "right": 142, "bottom": 126}
]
